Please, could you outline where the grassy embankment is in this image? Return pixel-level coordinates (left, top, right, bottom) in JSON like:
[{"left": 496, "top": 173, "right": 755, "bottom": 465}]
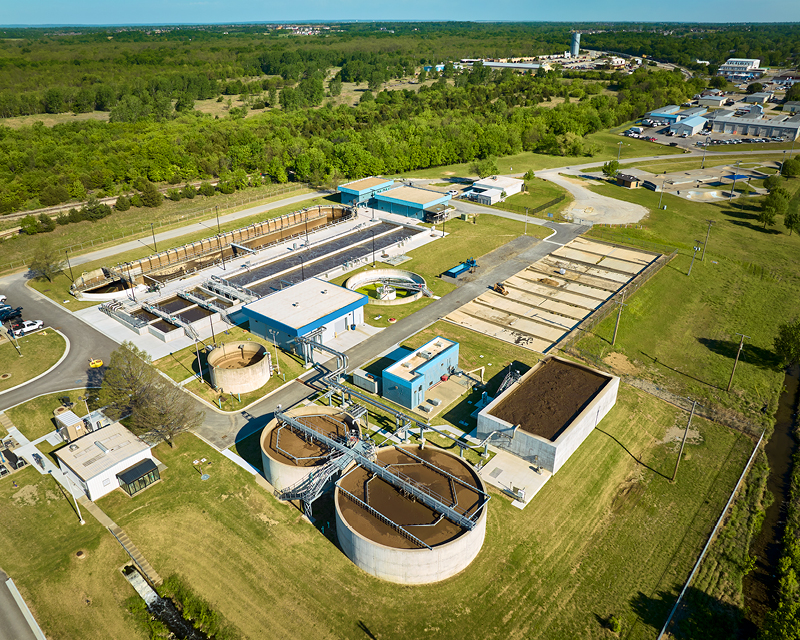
[
  {"left": 0, "top": 387, "right": 753, "bottom": 640},
  {"left": 26, "top": 193, "right": 337, "bottom": 310},
  {"left": 0, "top": 330, "right": 66, "bottom": 393}
]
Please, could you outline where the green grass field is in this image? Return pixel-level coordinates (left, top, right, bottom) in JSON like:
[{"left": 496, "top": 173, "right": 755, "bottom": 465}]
[
  {"left": 0, "top": 330, "right": 66, "bottom": 393},
  {"left": 5, "top": 390, "right": 91, "bottom": 445},
  {"left": 575, "top": 176, "right": 799, "bottom": 422},
  {"left": 0, "top": 385, "right": 753, "bottom": 640}
]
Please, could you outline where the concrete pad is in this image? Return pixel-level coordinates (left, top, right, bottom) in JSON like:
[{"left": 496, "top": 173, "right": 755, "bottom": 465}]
[
  {"left": 505, "top": 277, "right": 601, "bottom": 310},
  {"left": 459, "top": 302, "right": 567, "bottom": 342},
  {"left": 313, "top": 324, "right": 382, "bottom": 363},
  {"left": 515, "top": 271, "right": 612, "bottom": 301},
  {"left": 570, "top": 238, "right": 655, "bottom": 265},
  {"left": 479, "top": 449, "right": 552, "bottom": 509},
  {"left": 526, "top": 264, "right": 621, "bottom": 291},
  {"left": 443, "top": 311, "right": 553, "bottom": 353},
  {"left": 474, "top": 296, "right": 576, "bottom": 331},
  {"left": 410, "top": 375, "right": 473, "bottom": 420}
]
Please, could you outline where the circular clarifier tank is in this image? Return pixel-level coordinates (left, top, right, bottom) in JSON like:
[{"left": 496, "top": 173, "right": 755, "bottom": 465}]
[
  {"left": 259, "top": 406, "right": 360, "bottom": 492},
  {"left": 207, "top": 342, "right": 271, "bottom": 394},
  {"left": 344, "top": 269, "right": 428, "bottom": 306},
  {"left": 335, "top": 444, "right": 488, "bottom": 585}
]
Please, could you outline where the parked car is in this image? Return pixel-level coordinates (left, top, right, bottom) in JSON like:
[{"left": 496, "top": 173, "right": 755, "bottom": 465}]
[
  {"left": 12, "top": 320, "right": 43, "bottom": 336},
  {"left": 0, "top": 294, "right": 6, "bottom": 304},
  {"left": 0, "top": 307, "right": 22, "bottom": 322},
  {"left": 447, "top": 190, "right": 459, "bottom": 197}
]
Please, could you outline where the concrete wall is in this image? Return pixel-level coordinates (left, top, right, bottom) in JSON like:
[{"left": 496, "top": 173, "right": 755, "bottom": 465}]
[
  {"left": 207, "top": 342, "right": 271, "bottom": 394},
  {"left": 477, "top": 357, "right": 620, "bottom": 474}
]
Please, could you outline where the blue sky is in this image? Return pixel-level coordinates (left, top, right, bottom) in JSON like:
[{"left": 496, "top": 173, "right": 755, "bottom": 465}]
[{"left": 3, "top": 0, "right": 800, "bottom": 26}]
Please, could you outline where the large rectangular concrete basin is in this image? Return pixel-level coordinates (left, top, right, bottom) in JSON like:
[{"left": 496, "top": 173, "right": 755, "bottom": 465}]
[{"left": 477, "top": 356, "right": 619, "bottom": 474}]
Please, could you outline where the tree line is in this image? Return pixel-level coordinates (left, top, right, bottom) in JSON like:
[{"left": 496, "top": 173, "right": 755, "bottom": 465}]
[{"left": 0, "top": 67, "right": 704, "bottom": 213}]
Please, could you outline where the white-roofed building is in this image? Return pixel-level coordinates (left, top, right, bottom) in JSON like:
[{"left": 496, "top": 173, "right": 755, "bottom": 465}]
[
  {"left": 54, "top": 422, "right": 158, "bottom": 501},
  {"left": 465, "top": 175, "right": 524, "bottom": 205}
]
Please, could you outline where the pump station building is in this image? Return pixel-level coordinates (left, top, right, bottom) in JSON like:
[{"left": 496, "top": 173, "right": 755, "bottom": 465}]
[
  {"left": 338, "top": 177, "right": 452, "bottom": 220},
  {"left": 241, "top": 278, "right": 368, "bottom": 362},
  {"left": 382, "top": 337, "right": 460, "bottom": 410}
]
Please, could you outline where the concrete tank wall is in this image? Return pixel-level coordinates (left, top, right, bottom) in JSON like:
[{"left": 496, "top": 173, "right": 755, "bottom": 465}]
[
  {"left": 344, "top": 269, "right": 427, "bottom": 306},
  {"left": 334, "top": 446, "right": 488, "bottom": 585},
  {"left": 207, "top": 342, "right": 271, "bottom": 394},
  {"left": 260, "top": 406, "right": 354, "bottom": 492},
  {"left": 477, "top": 357, "right": 620, "bottom": 474}
]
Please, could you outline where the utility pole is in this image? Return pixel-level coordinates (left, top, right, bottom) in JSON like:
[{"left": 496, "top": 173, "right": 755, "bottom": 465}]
[
  {"left": 728, "top": 160, "right": 742, "bottom": 202},
  {"left": 64, "top": 249, "right": 74, "bottom": 281},
  {"left": 612, "top": 290, "right": 627, "bottom": 346},
  {"left": 700, "top": 136, "right": 711, "bottom": 169},
  {"left": 524, "top": 207, "right": 528, "bottom": 236},
  {"left": 617, "top": 141, "right": 623, "bottom": 162},
  {"left": 687, "top": 244, "right": 701, "bottom": 276},
  {"left": 727, "top": 332, "right": 751, "bottom": 392},
  {"left": 269, "top": 329, "right": 281, "bottom": 376},
  {"left": 150, "top": 223, "right": 157, "bottom": 252},
  {"left": 658, "top": 178, "right": 668, "bottom": 209},
  {"left": 701, "top": 220, "right": 714, "bottom": 262},
  {"left": 671, "top": 399, "right": 699, "bottom": 484},
  {"left": 215, "top": 205, "right": 221, "bottom": 234}
]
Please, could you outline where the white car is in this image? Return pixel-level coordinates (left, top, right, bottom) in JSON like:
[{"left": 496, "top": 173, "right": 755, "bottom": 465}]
[
  {"left": 0, "top": 294, "right": 6, "bottom": 304},
  {"left": 447, "top": 190, "right": 459, "bottom": 197},
  {"left": 13, "top": 320, "right": 43, "bottom": 336}
]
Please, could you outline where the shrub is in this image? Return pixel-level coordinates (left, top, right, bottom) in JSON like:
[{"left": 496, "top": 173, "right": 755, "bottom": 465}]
[
  {"left": 198, "top": 182, "right": 216, "bottom": 197},
  {"left": 130, "top": 194, "right": 143, "bottom": 207},
  {"left": 56, "top": 212, "right": 70, "bottom": 225},
  {"left": 140, "top": 181, "right": 163, "bottom": 208},
  {"left": 166, "top": 188, "right": 182, "bottom": 202},
  {"left": 115, "top": 195, "right": 131, "bottom": 211},
  {"left": 181, "top": 184, "right": 196, "bottom": 199},
  {"left": 217, "top": 180, "right": 235, "bottom": 194},
  {"left": 20, "top": 215, "right": 40, "bottom": 235},
  {"left": 610, "top": 615, "right": 622, "bottom": 633}
]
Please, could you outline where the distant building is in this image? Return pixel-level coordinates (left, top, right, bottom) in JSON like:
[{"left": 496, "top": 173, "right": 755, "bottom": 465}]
[
  {"left": 775, "top": 73, "right": 800, "bottom": 87},
  {"left": 670, "top": 115, "right": 708, "bottom": 137},
  {"left": 785, "top": 102, "right": 800, "bottom": 114},
  {"left": 707, "top": 110, "right": 800, "bottom": 141},
  {"left": 698, "top": 95, "right": 727, "bottom": 108},
  {"left": 423, "top": 64, "right": 445, "bottom": 72},
  {"left": 608, "top": 56, "right": 626, "bottom": 68},
  {"left": 718, "top": 58, "right": 762, "bottom": 81},
  {"left": 382, "top": 337, "right": 459, "bottom": 410},
  {"left": 744, "top": 92, "right": 773, "bottom": 104}
]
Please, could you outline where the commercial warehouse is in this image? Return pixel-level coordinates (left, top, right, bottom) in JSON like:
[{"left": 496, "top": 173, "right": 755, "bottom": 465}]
[
  {"left": 707, "top": 110, "right": 800, "bottom": 140},
  {"left": 670, "top": 115, "right": 708, "bottom": 137}
]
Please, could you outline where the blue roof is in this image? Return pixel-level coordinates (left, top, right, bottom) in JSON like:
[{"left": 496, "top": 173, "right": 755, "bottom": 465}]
[{"left": 675, "top": 115, "right": 707, "bottom": 127}]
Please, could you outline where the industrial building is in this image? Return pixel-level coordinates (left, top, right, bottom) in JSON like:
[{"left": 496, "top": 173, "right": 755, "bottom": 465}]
[
  {"left": 776, "top": 73, "right": 800, "bottom": 87},
  {"left": 54, "top": 422, "right": 158, "bottom": 501},
  {"left": 372, "top": 185, "right": 451, "bottom": 220},
  {"left": 670, "top": 115, "right": 708, "bottom": 137},
  {"left": 338, "top": 177, "right": 395, "bottom": 206},
  {"left": 786, "top": 102, "right": 800, "bottom": 114},
  {"left": 477, "top": 357, "right": 620, "bottom": 475},
  {"left": 570, "top": 32, "right": 581, "bottom": 57},
  {"left": 648, "top": 106, "right": 707, "bottom": 125},
  {"left": 744, "top": 92, "right": 773, "bottom": 104},
  {"left": 464, "top": 175, "right": 524, "bottom": 205},
  {"left": 707, "top": 110, "right": 800, "bottom": 141},
  {"left": 241, "top": 278, "right": 368, "bottom": 360},
  {"left": 616, "top": 174, "right": 642, "bottom": 188},
  {"left": 718, "top": 58, "right": 762, "bottom": 80},
  {"left": 382, "top": 337, "right": 459, "bottom": 410},
  {"left": 698, "top": 95, "right": 727, "bottom": 108}
]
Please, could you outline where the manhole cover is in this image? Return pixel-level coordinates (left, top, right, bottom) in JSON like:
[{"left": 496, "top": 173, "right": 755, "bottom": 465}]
[
  {"left": 201, "top": 474, "right": 210, "bottom": 481},
  {"left": 489, "top": 467, "right": 503, "bottom": 479}
]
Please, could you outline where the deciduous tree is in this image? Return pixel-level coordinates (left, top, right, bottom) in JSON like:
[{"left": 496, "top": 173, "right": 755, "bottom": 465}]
[
  {"left": 774, "top": 318, "right": 800, "bottom": 366},
  {"left": 29, "top": 238, "right": 66, "bottom": 282}
]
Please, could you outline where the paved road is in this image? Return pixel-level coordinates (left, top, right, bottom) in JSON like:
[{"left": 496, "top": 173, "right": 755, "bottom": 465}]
[{"left": 0, "top": 569, "right": 38, "bottom": 640}]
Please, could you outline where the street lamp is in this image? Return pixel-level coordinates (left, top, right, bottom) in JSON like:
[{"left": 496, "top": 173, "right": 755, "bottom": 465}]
[
  {"left": 657, "top": 178, "right": 668, "bottom": 209},
  {"left": 371, "top": 229, "right": 376, "bottom": 266},
  {"left": 617, "top": 141, "right": 624, "bottom": 162},
  {"left": 215, "top": 205, "right": 221, "bottom": 234}
]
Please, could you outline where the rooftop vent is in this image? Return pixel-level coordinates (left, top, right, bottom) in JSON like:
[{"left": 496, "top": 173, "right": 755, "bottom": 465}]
[
  {"left": 68, "top": 444, "right": 79, "bottom": 452},
  {"left": 94, "top": 441, "right": 108, "bottom": 453}
]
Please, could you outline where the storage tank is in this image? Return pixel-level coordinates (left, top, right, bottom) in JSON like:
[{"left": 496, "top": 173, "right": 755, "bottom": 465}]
[
  {"left": 207, "top": 342, "right": 271, "bottom": 394},
  {"left": 571, "top": 32, "right": 581, "bottom": 57},
  {"left": 335, "top": 444, "right": 489, "bottom": 585},
  {"left": 260, "top": 406, "right": 360, "bottom": 492}
]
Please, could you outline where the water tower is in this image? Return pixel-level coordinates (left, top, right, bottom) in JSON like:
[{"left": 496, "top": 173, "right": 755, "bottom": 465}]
[{"left": 571, "top": 32, "right": 581, "bottom": 57}]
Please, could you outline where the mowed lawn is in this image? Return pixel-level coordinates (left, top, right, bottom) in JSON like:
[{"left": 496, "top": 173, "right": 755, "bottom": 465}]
[
  {"left": 578, "top": 175, "right": 800, "bottom": 418},
  {"left": 0, "top": 330, "right": 66, "bottom": 393},
  {"left": 0, "top": 384, "right": 749, "bottom": 640}
]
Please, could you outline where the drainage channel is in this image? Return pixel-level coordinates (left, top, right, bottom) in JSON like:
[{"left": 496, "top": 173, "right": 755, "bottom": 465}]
[
  {"left": 123, "top": 567, "right": 208, "bottom": 640},
  {"left": 741, "top": 364, "right": 800, "bottom": 636}
]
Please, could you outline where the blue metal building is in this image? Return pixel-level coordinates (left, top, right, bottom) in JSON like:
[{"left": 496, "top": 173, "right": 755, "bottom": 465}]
[
  {"left": 382, "top": 337, "right": 459, "bottom": 409},
  {"left": 338, "top": 177, "right": 395, "bottom": 206},
  {"left": 372, "top": 186, "right": 451, "bottom": 220}
]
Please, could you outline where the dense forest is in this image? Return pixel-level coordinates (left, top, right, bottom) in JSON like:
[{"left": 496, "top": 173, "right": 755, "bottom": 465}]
[{"left": 0, "top": 66, "right": 706, "bottom": 212}]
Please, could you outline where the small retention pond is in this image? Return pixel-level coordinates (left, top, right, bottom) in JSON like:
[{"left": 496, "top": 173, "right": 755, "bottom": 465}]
[{"left": 741, "top": 365, "right": 800, "bottom": 635}]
